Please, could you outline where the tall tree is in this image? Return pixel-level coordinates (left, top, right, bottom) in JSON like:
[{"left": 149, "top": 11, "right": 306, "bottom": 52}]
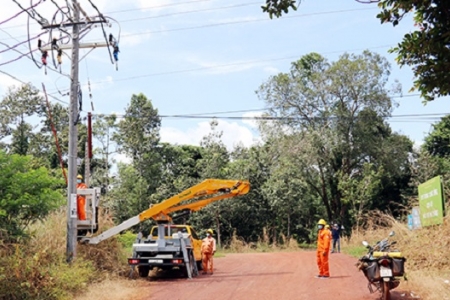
[
  {"left": 257, "top": 51, "right": 412, "bottom": 225},
  {"left": 111, "top": 94, "right": 161, "bottom": 223},
  {"left": 114, "top": 93, "right": 161, "bottom": 187},
  {"left": 193, "top": 120, "right": 231, "bottom": 247}
]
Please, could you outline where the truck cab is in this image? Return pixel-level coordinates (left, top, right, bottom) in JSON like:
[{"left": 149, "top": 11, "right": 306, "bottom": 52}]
[{"left": 149, "top": 225, "right": 203, "bottom": 262}]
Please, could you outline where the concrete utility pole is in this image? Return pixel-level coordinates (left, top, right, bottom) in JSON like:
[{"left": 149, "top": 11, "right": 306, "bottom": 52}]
[
  {"left": 41, "top": 0, "right": 109, "bottom": 263},
  {"left": 67, "top": 0, "right": 80, "bottom": 263}
]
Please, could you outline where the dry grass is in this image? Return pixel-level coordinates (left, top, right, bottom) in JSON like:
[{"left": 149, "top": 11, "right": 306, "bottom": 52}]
[
  {"left": 73, "top": 278, "right": 148, "bottom": 300},
  {"left": 224, "top": 228, "right": 301, "bottom": 253},
  {"left": 344, "top": 211, "right": 450, "bottom": 300},
  {"left": 0, "top": 208, "right": 131, "bottom": 300}
]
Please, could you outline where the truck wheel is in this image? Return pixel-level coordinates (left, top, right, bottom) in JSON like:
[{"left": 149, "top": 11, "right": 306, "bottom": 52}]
[{"left": 138, "top": 266, "right": 150, "bottom": 278}]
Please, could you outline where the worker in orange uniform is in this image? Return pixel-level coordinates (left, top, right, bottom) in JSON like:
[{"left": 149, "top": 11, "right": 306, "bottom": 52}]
[
  {"left": 201, "top": 228, "right": 216, "bottom": 275},
  {"left": 316, "top": 219, "right": 331, "bottom": 278},
  {"left": 76, "top": 174, "right": 88, "bottom": 220}
]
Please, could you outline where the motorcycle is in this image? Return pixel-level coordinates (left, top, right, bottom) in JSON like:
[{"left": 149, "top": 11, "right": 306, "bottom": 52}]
[{"left": 356, "top": 231, "right": 406, "bottom": 300}]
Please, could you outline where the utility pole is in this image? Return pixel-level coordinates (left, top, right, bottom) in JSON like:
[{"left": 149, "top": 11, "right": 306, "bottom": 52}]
[
  {"left": 66, "top": 0, "right": 80, "bottom": 263},
  {"left": 41, "top": 0, "right": 111, "bottom": 263}
]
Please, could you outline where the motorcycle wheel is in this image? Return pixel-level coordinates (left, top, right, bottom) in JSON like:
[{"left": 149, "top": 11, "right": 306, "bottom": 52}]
[{"left": 381, "top": 280, "right": 391, "bottom": 300}]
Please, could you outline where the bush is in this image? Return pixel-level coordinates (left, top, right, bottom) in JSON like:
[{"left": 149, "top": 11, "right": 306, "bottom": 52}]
[
  {"left": 0, "top": 246, "right": 95, "bottom": 300},
  {"left": 0, "top": 209, "right": 130, "bottom": 300}
]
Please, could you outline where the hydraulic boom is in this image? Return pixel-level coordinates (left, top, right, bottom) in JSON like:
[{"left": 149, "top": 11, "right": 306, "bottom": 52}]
[{"left": 81, "top": 179, "right": 250, "bottom": 244}]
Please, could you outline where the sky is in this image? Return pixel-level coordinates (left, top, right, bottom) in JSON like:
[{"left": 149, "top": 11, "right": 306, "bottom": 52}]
[{"left": 0, "top": 0, "right": 448, "bottom": 160}]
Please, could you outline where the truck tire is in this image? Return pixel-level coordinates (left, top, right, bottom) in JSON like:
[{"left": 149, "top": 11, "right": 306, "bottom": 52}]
[{"left": 138, "top": 266, "right": 150, "bottom": 278}]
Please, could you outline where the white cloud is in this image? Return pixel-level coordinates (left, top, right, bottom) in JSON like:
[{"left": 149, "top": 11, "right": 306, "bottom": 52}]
[
  {"left": 160, "top": 119, "right": 260, "bottom": 150},
  {"left": 0, "top": 72, "right": 22, "bottom": 95},
  {"left": 263, "top": 66, "right": 280, "bottom": 74},
  {"left": 113, "top": 152, "right": 132, "bottom": 164},
  {"left": 242, "top": 111, "right": 264, "bottom": 129},
  {"left": 186, "top": 56, "right": 260, "bottom": 75},
  {"left": 413, "top": 140, "right": 424, "bottom": 152}
]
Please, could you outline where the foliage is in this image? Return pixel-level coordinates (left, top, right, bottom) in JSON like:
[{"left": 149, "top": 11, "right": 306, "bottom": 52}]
[
  {"left": 0, "top": 246, "right": 95, "bottom": 300},
  {"left": 0, "top": 151, "right": 64, "bottom": 242},
  {"left": 376, "top": 0, "right": 450, "bottom": 101},
  {"left": 261, "top": 0, "right": 297, "bottom": 18},
  {"left": 264, "top": 0, "right": 450, "bottom": 101},
  {"left": 108, "top": 163, "right": 151, "bottom": 232},
  {"left": 257, "top": 51, "right": 412, "bottom": 231},
  {"left": 0, "top": 84, "right": 45, "bottom": 155},
  {"left": 423, "top": 115, "right": 450, "bottom": 158},
  {"left": 0, "top": 210, "right": 130, "bottom": 300}
]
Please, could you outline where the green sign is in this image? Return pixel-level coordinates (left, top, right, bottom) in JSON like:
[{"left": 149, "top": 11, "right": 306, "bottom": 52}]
[{"left": 418, "top": 176, "right": 445, "bottom": 227}]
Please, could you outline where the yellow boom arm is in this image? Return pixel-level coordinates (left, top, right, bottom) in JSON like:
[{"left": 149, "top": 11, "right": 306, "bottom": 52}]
[{"left": 82, "top": 179, "right": 250, "bottom": 244}]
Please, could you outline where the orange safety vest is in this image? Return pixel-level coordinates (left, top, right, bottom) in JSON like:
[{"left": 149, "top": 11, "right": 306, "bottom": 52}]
[
  {"left": 317, "top": 228, "right": 331, "bottom": 252},
  {"left": 201, "top": 237, "right": 215, "bottom": 254}
]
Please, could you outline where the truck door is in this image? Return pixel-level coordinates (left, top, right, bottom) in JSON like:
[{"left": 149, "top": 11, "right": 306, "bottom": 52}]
[{"left": 189, "top": 227, "right": 203, "bottom": 261}]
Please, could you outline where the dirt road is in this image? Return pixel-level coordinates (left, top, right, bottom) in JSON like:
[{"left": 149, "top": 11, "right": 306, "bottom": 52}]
[{"left": 134, "top": 251, "right": 411, "bottom": 300}]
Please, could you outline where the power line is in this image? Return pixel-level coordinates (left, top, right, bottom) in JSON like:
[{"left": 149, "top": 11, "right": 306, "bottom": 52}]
[
  {"left": 104, "top": 7, "right": 380, "bottom": 40},
  {"left": 106, "top": 0, "right": 210, "bottom": 15},
  {"left": 0, "top": 69, "right": 68, "bottom": 105},
  {"left": 90, "top": 111, "right": 449, "bottom": 121},
  {"left": 0, "top": 7, "right": 379, "bottom": 42},
  {"left": 119, "top": 2, "right": 261, "bottom": 23},
  {"left": 0, "top": 0, "right": 210, "bottom": 30},
  {"left": 45, "top": 44, "right": 394, "bottom": 95}
]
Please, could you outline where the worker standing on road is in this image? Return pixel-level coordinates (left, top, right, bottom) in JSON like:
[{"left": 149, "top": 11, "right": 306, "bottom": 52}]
[
  {"left": 331, "top": 223, "right": 341, "bottom": 253},
  {"left": 316, "top": 219, "right": 330, "bottom": 278},
  {"left": 201, "top": 228, "right": 216, "bottom": 275},
  {"left": 76, "top": 174, "right": 88, "bottom": 220}
]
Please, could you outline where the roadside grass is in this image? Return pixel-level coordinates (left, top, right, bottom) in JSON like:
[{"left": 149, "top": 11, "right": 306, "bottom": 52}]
[
  {"left": 0, "top": 209, "right": 130, "bottom": 300},
  {"left": 342, "top": 211, "right": 450, "bottom": 300},
  {"left": 5, "top": 208, "right": 449, "bottom": 300}
]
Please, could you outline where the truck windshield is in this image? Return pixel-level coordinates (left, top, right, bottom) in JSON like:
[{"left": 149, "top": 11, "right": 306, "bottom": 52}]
[{"left": 151, "top": 226, "right": 188, "bottom": 237}]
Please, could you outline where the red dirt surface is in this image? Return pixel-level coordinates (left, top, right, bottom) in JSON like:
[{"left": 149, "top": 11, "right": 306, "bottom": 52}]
[{"left": 136, "top": 251, "right": 413, "bottom": 300}]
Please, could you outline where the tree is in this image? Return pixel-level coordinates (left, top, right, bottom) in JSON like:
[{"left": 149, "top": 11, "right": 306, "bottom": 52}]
[
  {"left": 257, "top": 51, "right": 412, "bottom": 226},
  {"left": 193, "top": 120, "right": 231, "bottom": 247},
  {"left": 263, "top": 0, "right": 450, "bottom": 101},
  {"left": 0, "top": 151, "right": 64, "bottom": 242},
  {"left": 375, "top": 0, "right": 450, "bottom": 101},
  {"left": 423, "top": 115, "right": 450, "bottom": 157},
  {"left": 91, "top": 114, "right": 118, "bottom": 194},
  {"left": 261, "top": 0, "right": 297, "bottom": 19},
  {"left": 0, "top": 84, "right": 45, "bottom": 155},
  {"left": 114, "top": 93, "right": 161, "bottom": 182}
]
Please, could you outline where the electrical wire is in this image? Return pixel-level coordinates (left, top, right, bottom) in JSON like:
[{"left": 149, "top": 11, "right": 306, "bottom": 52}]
[
  {"left": 0, "top": 69, "right": 68, "bottom": 105},
  {"left": 105, "top": 0, "right": 210, "bottom": 14},
  {"left": 3, "top": 0, "right": 209, "bottom": 29},
  {"left": 89, "top": 111, "right": 449, "bottom": 122},
  {"left": 0, "top": 6, "right": 380, "bottom": 42},
  {"left": 50, "top": 44, "right": 394, "bottom": 95},
  {"left": 119, "top": 2, "right": 262, "bottom": 23},
  {"left": 0, "top": 31, "right": 45, "bottom": 54},
  {"left": 9, "top": 0, "right": 45, "bottom": 25},
  {"left": 114, "top": 7, "right": 379, "bottom": 39},
  {"left": 50, "top": 0, "right": 73, "bottom": 22}
]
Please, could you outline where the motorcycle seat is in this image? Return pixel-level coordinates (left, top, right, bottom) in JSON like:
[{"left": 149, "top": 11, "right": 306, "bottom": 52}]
[{"left": 373, "top": 251, "right": 403, "bottom": 258}]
